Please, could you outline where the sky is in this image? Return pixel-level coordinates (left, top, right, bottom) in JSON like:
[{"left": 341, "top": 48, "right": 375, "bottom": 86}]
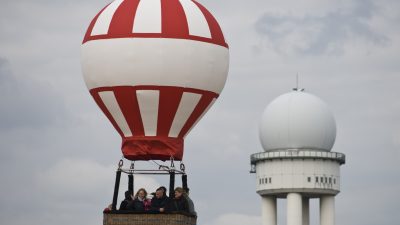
[{"left": 0, "top": 0, "right": 399, "bottom": 225}]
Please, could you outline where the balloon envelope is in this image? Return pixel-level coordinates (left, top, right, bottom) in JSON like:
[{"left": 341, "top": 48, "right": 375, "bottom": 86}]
[{"left": 81, "top": 0, "right": 229, "bottom": 161}]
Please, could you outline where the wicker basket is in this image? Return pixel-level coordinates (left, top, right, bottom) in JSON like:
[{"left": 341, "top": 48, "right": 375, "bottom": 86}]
[{"left": 103, "top": 212, "right": 197, "bottom": 225}]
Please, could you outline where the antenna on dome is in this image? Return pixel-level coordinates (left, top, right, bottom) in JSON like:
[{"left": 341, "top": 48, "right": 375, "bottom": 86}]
[{"left": 293, "top": 73, "right": 305, "bottom": 91}]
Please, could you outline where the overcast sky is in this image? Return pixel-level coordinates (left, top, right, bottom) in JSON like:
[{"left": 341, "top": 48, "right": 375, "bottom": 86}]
[{"left": 0, "top": 0, "right": 399, "bottom": 225}]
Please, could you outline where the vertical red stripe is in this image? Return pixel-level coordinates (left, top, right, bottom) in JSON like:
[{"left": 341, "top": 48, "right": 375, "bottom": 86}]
[
  {"left": 90, "top": 90, "right": 125, "bottom": 138},
  {"left": 114, "top": 86, "right": 145, "bottom": 136},
  {"left": 178, "top": 93, "right": 216, "bottom": 137},
  {"left": 192, "top": 1, "right": 227, "bottom": 47},
  {"left": 157, "top": 87, "right": 183, "bottom": 136},
  {"left": 108, "top": 0, "right": 140, "bottom": 36},
  {"left": 82, "top": 4, "right": 110, "bottom": 44},
  {"left": 90, "top": 86, "right": 219, "bottom": 141},
  {"left": 161, "top": 0, "right": 189, "bottom": 38}
]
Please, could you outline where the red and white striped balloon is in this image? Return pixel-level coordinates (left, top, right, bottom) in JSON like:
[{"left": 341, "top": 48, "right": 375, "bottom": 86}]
[{"left": 81, "top": 0, "right": 229, "bottom": 161}]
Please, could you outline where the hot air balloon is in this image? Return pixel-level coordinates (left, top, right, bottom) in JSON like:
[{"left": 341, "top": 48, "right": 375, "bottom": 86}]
[
  {"left": 81, "top": 0, "right": 229, "bottom": 222},
  {"left": 81, "top": 0, "right": 229, "bottom": 162}
]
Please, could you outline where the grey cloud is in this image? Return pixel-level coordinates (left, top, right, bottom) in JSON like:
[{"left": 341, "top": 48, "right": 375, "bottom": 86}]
[
  {"left": 0, "top": 57, "right": 67, "bottom": 130},
  {"left": 255, "top": 0, "right": 389, "bottom": 55}
]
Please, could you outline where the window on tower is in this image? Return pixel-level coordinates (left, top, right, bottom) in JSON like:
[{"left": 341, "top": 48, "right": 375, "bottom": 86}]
[
  {"left": 316, "top": 177, "right": 319, "bottom": 182},
  {"left": 307, "top": 177, "right": 311, "bottom": 182}
]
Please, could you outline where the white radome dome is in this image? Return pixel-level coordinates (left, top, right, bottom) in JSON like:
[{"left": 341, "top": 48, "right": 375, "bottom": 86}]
[{"left": 259, "top": 91, "right": 336, "bottom": 152}]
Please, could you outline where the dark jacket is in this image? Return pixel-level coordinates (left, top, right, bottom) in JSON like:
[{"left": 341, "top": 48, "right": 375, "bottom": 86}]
[
  {"left": 150, "top": 196, "right": 169, "bottom": 212},
  {"left": 129, "top": 198, "right": 145, "bottom": 211},
  {"left": 119, "top": 191, "right": 133, "bottom": 210},
  {"left": 128, "top": 198, "right": 151, "bottom": 211},
  {"left": 183, "top": 194, "right": 196, "bottom": 216},
  {"left": 165, "top": 197, "right": 189, "bottom": 212},
  {"left": 119, "top": 199, "right": 132, "bottom": 210}
]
